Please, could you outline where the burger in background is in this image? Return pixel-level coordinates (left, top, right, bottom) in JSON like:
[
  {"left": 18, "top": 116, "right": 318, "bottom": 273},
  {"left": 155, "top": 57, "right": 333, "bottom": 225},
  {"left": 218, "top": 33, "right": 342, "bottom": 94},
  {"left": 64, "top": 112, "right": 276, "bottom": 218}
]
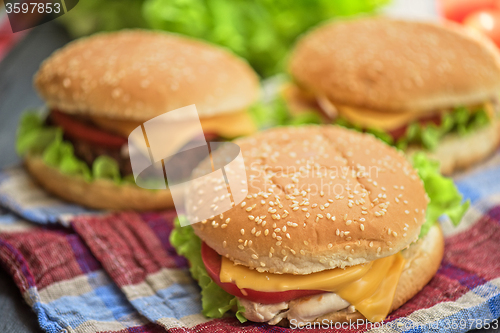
[
  {"left": 286, "top": 18, "right": 500, "bottom": 175},
  {"left": 170, "top": 125, "right": 469, "bottom": 325},
  {"left": 16, "top": 30, "right": 259, "bottom": 210}
]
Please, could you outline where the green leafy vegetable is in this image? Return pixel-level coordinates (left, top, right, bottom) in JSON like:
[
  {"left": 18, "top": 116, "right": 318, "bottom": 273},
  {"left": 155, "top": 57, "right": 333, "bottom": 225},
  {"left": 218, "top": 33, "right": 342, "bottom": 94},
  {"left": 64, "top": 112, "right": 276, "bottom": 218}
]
[
  {"left": 58, "top": 0, "right": 389, "bottom": 77},
  {"left": 249, "top": 97, "right": 322, "bottom": 129},
  {"left": 411, "top": 153, "right": 469, "bottom": 237},
  {"left": 16, "top": 111, "right": 133, "bottom": 184},
  {"left": 170, "top": 216, "right": 246, "bottom": 322},
  {"left": 336, "top": 107, "right": 491, "bottom": 151}
]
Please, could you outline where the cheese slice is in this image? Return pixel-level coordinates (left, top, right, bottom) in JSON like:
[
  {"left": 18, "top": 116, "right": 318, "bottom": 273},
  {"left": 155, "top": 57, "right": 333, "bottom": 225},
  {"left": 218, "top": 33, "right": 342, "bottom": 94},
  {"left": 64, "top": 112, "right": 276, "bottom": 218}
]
[
  {"left": 220, "top": 252, "right": 406, "bottom": 322},
  {"left": 90, "top": 110, "right": 257, "bottom": 138},
  {"left": 336, "top": 106, "right": 441, "bottom": 132}
]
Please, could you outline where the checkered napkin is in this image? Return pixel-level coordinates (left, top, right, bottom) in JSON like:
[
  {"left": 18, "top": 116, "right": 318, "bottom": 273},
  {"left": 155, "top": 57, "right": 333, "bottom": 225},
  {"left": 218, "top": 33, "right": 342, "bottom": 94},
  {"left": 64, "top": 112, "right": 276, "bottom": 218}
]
[{"left": 1, "top": 150, "right": 500, "bottom": 333}]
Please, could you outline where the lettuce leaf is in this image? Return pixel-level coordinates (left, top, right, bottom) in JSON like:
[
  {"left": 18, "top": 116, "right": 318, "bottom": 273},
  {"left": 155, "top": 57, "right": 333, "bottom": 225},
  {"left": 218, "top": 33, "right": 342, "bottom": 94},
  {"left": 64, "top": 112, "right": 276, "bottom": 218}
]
[
  {"left": 249, "top": 98, "right": 322, "bottom": 129},
  {"left": 170, "top": 216, "right": 246, "bottom": 322},
  {"left": 141, "top": 0, "right": 389, "bottom": 77},
  {"left": 411, "top": 153, "right": 469, "bottom": 237},
  {"left": 16, "top": 111, "right": 134, "bottom": 185},
  {"left": 336, "top": 106, "right": 491, "bottom": 151}
]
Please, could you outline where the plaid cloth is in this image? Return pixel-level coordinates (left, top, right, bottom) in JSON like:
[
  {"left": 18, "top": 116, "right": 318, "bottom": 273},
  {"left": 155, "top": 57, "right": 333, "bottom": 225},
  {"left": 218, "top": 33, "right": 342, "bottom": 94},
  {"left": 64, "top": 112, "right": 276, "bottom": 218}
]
[{"left": 1, "top": 149, "right": 500, "bottom": 332}]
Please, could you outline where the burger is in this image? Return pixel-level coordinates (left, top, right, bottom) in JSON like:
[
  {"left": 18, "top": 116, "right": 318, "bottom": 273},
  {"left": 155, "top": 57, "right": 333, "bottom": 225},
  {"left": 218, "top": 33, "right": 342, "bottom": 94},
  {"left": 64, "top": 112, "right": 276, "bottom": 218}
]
[
  {"left": 171, "top": 125, "right": 468, "bottom": 326},
  {"left": 16, "top": 30, "right": 259, "bottom": 210},
  {"left": 285, "top": 18, "right": 500, "bottom": 175}
]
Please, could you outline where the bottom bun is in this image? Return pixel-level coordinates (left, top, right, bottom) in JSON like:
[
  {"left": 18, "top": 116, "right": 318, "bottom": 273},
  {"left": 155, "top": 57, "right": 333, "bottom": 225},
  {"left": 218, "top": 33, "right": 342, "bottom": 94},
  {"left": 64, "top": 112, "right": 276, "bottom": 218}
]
[
  {"left": 291, "top": 223, "right": 444, "bottom": 325},
  {"left": 407, "top": 120, "right": 500, "bottom": 175},
  {"left": 24, "top": 154, "right": 176, "bottom": 210}
]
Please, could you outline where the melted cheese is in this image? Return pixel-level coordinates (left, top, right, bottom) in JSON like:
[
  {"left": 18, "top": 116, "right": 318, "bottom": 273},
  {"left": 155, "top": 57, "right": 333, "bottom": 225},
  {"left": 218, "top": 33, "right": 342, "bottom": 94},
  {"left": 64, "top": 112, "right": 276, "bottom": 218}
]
[
  {"left": 220, "top": 258, "right": 373, "bottom": 292},
  {"left": 90, "top": 110, "right": 257, "bottom": 138},
  {"left": 336, "top": 106, "right": 439, "bottom": 131},
  {"left": 220, "top": 253, "right": 406, "bottom": 322}
]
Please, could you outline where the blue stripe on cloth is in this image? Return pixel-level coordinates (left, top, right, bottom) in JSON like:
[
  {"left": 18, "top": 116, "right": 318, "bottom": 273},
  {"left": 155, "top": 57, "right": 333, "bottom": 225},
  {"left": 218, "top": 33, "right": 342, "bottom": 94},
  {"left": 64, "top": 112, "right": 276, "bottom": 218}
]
[
  {"left": 455, "top": 165, "right": 500, "bottom": 204},
  {"left": 35, "top": 274, "right": 140, "bottom": 330},
  {"left": 130, "top": 284, "right": 202, "bottom": 322},
  {"left": 393, "top": 281, "right": 500, "bottom": 333},
  {"left": 0, "top": 168, "right": 96, "bottom": 225}
]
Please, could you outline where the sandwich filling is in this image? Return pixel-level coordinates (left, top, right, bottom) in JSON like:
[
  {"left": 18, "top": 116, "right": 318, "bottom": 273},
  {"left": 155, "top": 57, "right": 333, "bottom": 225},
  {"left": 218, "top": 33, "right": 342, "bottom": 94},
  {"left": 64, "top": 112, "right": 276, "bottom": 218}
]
[
  {"left": 283, "top": 84, "right": 498, "bottom": 150},
  {"left": 17, "top": 109, "right": 256, "bottom": 184},
  {"left": 218, "top": 251, "right": 406, "bottom": 323}
]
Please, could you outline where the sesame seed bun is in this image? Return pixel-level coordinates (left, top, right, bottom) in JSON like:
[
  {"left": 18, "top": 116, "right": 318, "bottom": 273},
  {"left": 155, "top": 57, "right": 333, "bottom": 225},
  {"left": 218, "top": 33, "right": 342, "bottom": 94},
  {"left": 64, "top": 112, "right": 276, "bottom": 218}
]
[
  {"left": 190, "top": 125, "right": 428, "bottom": 274},
  {"left": 24, "top": 154, "right": 177, "bottom": 210},
  {"left": 289, "top": 18, "right": 500, "bottom": 113},
  {"left": 34, "top": 30, "right": 259, "bottom": 121}
]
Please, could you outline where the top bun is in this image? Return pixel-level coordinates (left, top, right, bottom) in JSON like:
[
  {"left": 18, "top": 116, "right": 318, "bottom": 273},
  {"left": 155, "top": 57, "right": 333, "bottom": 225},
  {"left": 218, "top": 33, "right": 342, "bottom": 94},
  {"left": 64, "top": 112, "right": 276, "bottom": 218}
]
[
  {"left": 289, "top": 18, "right": 500, "bottom": 113},
  {"left": 191, "top": 126, "right": 428, "bottom": 274},
  {"left": 34, "top": 30, "right": 259, "bottom": 121}
]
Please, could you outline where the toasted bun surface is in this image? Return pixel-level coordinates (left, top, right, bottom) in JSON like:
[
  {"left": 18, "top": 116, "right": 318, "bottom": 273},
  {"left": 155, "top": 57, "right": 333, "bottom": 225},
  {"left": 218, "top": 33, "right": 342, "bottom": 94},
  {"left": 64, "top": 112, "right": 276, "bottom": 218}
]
[
  {"left": 311, "top": 223, "right": 444, "bottom": 324},
  {"left": 191, "top": 126, "right": 428, "bottom": 274},
  {"left": 35, "top": 30, "right": 259, "bottom": 121},
  {"left": 24, "top": 154, "right": 176, "bottom": 210},
  {"left": 290, "top": 18, "right": 500, "bottom": 113}
]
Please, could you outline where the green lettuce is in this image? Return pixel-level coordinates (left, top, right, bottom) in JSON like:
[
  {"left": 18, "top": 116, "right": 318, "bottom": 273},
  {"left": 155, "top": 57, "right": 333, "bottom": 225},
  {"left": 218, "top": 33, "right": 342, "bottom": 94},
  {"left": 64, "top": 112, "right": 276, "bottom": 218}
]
[
  {"left": 16, "top": 111, "right": 134, "bottom": 185},
  {"left": 249, "top": 97, "right": 322, "bottom": 129},
  {"left": 335, "top": 106, "right": 491, "bottom": 151},
  {"left": 412, "top": 153, "right": 469, "bottom": 237},
  {"left": 170, "top": 216, "right": 246, "bottom": 322},
  {"left": 58, "top": 0, "right": 389, "bottom": 77}
]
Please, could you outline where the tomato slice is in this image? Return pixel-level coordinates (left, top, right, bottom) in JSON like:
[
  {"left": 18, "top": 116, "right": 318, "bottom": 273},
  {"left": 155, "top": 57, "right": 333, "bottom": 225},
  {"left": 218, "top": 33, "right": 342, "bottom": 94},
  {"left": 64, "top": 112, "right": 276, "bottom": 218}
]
[
  {"left": 51, "top": 110, "right": 127, "bottom": 148},
  {"left": 464, "top": 9, "right": 500, "bottom": 47},
  {"left": 201, "top": 242, "right": 324, "bottom": 304},
  {"left": 438, "top": 0, "right": 499, "bottom": 23}
]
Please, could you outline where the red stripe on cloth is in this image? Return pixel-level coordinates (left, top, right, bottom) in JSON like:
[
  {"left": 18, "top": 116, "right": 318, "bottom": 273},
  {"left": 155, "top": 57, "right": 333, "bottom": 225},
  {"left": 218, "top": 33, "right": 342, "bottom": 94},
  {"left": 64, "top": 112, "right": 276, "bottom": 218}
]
[
  {"left": 72, "top": 212, "right": 179, "bottom": 287},
  {"left": 1, "top": 230, "right": 83, "bottom": 290},
  {"left": 0, "top": 16, "right": 26, "bottom": 62},
  {"left": 443, "top": 208, "right": 500, "bottom": 281}
]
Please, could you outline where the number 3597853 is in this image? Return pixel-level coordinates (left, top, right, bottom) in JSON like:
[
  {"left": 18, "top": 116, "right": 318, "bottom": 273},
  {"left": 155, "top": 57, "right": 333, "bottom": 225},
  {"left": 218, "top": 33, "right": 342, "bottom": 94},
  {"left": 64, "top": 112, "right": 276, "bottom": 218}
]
[{"left": 5, "top": 2, "right": 61, "bottom": 14}]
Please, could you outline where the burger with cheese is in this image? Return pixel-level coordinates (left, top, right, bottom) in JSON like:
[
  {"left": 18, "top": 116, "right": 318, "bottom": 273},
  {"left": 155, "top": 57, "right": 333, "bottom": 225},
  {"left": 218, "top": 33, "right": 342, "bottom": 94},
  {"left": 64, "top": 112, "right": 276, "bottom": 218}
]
[
  {"left": 16, "top": 30, "right": 259, "bottom": 210},
  {"left": 171, "top": 125, "right": 468, "bottom": 326},
  {"left": 286, "top": 18, "right": 500, "bottom": 175}
]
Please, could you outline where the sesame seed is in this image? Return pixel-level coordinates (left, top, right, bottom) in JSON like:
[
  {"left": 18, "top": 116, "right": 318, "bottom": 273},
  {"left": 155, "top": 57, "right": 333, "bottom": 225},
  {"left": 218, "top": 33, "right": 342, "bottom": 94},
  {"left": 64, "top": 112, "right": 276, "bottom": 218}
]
[
  {"left": 405, "top": 210, "right": 410, "bottom": 214},
  {"left": 304, "top": 240, "right": 309, "bottom": 245},
  {"left": 300, "top": 250, "right": 306, "bottom": 255},
  {"left": 302, "top": 208, "right": 308, "bottom": 212},
  {"left": 360, "top": 224, "right": 365, "bottom": 231},
  {"left": 248, "top": 215, "right": 255, "bottom": 220},
  {"left": 388, "top": 228, "right": 391, "bottom": 235},
  {"left": 369, "top": 241, "right": 373, "bottom": 247},
  {"left": 345, "top": 245, "right": 350, "bottom": 250},
  {"left": 328, "top": 243, "right": 333, "bottom": 249},
  {"left": 274, "top": 228, "right": 281, "bottom": 232},
  {"left": 336, "top": 229, "right": 340, "bottom": 236},
  {"left": 238, "top": 245, "right": 244, "bottom": 250},
  {"left": 251, "top": 254, "right": 259, "bottom": 259},
  {"left": 223, "top": 241, "right": 227, "bottom": 248},
  {"left": 283, "top": 256, "right": 288, "bottom": 262},
  {"left": 241, "top": 202, "right": 246, "bottom": 207},
  {"left": 221, "top": 224, "right": 227, "bottom": 229},
  {"left": 393, "top": 231, "right": 398, "bottom": 237},
  {"left": 346, "top": 220, "right": 352, "bottom": 226},
  {"left": 240, "top": 229, "right": 245, "bottom": 235},
  {"left": 362, "top": 211, "right": 368, "bottom": 215}
]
